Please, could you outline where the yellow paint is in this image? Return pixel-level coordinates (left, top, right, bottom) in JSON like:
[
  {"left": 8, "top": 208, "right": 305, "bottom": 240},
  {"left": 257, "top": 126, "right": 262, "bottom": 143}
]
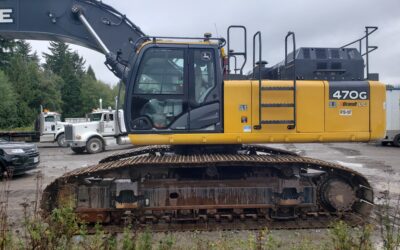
[
  {"left": 297, "top": 81, "right": 324, "bottom": 132},
  {"left": 129, "top": 132, "right": 372, "bottom": 145},
  {"left": 128, "top": 80, "right": 386, "bottom": 145},
  {"left": 223, "top": 81, "right": 252, "bottom": 133},
  {"left": 325, "top": 81, "right": 369, "bottom": 132},
  {"left": 369, "top": 81, "right": 386, "bottom": 140}
]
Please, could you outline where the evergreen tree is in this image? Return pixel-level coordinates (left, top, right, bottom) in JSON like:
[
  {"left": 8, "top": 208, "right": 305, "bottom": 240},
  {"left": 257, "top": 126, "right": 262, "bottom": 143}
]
[
  {"left": 86, "top": 65, "right": 96, "bottom": 80},
  {"left": 0, "top": 38, "right": 17, "bottom": 69},
  {"left": 14, "top": 40, "right": 36, "bottom": 62},
  {"left": 0, "top": 70, "right": 18, "bottom": 129},
  {"left": 7, "top": 55, "right": 40, "bottom": 126},
  {"left": 81, "top": 74, "right": 115, "bottom": 113},
  {"left": 60, "top": 62, "right": 83, "bottom": 117},
  {"left": 43, "top": 41, "right": 70, "bottom": 75},
  {"left": 43, "top": 42, "right": 85, "bottom": 117},
  {"left": 34, "top": 70, "right": 63, "bottom": 112}
]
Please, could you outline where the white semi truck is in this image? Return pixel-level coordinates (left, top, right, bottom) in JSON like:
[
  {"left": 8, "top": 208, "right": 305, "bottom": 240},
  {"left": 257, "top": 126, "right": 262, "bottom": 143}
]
[
  {"left": 0, "top": 109, "right": 69, "bottom": 147},
  {"left": 65, "top": 108, "right": 131, "bottom": 154},
  {"left": 382, "top": 86, "right": 400, "bottom": 146}
]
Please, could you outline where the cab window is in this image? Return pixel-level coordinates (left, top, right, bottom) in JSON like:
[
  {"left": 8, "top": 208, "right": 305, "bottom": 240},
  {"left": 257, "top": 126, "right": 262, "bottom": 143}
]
[
  {"left": 134, "top": 49, "right": 184, "bottom": 95},
  {"left": 45, "top": 116, "right": 55, "bottom": 122},
  {"left": 89, "top": 113, "right": 103, "bottom": 121},
  {"left": 193, "top": 50, "right": 216, "bottom": 104}
]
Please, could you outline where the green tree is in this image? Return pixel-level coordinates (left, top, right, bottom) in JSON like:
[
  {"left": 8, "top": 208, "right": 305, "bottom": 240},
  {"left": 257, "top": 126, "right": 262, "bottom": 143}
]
[
  {"left": 60, "top": 62, "right": 83, "bottom": 117},
  {"left": 34, "top": 70, "right": 63, "bottom": 112},
  {"left": 80, "top": 74, "right": 115, "bottom": 113},
  {"left": 15, "top": 40, "right": 38, "bottom": 63},
  {"left": 0, "top": 38, "right": 17, "bottom": 70},
  {"left": 7, "top": 55, "right": 40, "bottom": 126},
  {"left": 86, "top": 65, "right": 96, "bottom": 80},
  {"left": 43, "top": 42, "right": 70, "bottom": 75},
  {"left": 43, "top": 42, "right": 85, "bottom": 118},
  {"left": 0, "top": 70, "right": 18, "bottom": 129}
]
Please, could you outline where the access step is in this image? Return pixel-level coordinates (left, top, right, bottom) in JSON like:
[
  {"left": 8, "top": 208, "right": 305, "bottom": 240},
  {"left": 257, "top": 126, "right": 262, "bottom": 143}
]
[
  {"left": 261, "top": 120, "right": 295, "bottom": 124},
  {"left": 261, "top": 86, "right": 295, "bottom": 91},
  {"left": 261, "top": 103, "right": 294, "bottom": 108}
]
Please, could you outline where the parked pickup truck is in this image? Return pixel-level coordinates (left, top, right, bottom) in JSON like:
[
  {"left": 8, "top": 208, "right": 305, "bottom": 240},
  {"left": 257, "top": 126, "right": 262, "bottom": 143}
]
[{"left": 0, "top": 138, "right": 40, "bottom": 177}]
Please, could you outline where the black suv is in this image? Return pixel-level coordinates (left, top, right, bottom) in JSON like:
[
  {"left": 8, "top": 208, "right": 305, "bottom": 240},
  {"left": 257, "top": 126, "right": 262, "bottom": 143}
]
[{"left": 0, "top": 138, "right": 40, "bottom": 176}]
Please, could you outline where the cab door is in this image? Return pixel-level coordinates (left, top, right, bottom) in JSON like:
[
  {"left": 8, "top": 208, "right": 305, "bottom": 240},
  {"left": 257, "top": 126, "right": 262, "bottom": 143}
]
[
  {"left": 129, "top": 45, "right": 189, "bottom": 132},
  {"left": 43, "top": 115, "right": 55, "bottom": 134},
  {"left": 127, "top": 44, "right": 223, "bottom": 134},
  {"left": 103, "top": 113, "right": 115, "bottom": 135},
  {"left": 188, "top": 48, "right": 222, "bottom": 131}
]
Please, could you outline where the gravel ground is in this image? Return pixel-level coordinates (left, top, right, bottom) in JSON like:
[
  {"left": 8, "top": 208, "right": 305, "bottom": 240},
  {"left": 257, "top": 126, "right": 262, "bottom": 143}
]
[{"left": 3, "top": 141, "right": 400, "bottom": 248}]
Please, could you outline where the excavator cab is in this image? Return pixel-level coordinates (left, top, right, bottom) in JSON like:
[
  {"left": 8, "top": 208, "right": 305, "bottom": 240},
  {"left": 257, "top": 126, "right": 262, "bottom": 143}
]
[{"left": 126, "top": 42, "right": 224, "bottom": 133}]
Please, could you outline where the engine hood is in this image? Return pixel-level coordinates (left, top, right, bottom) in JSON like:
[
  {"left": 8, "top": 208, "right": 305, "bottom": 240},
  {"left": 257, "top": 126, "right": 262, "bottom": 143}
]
[
  {"left": 71, "top": 122, "right": 100, "bottom": 131},
  {"left": 57, "top": 121, "right": 70, "bottom": 125}
]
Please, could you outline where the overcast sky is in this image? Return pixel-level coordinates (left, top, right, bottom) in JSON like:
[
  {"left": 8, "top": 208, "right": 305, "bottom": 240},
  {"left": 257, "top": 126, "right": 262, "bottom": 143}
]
[{"left": 29, "top": 0, "right": 400, "bottom": 86}]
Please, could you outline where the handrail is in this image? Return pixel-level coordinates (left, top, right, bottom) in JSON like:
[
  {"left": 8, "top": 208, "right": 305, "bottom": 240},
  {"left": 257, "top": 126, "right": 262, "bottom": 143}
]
[
  {"left": 227, "top": 25, "right": 247, "bottom": 76},
  {"left": 133, "top": 36, "right": 226, "bottom": 51},
  {"left": 285, "top": 31, "right": 296, "bottom": 130},
  {"left": 252, "top": 31, "right": 262, "bottom": 130},
  {"left": 341, "top": 26, "right": 378, "bottom": 79}
]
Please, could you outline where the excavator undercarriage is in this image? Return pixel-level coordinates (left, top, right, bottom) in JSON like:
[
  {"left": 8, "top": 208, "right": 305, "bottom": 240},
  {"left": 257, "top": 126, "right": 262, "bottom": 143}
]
[{"left": 41, "top": 145, "right": 374, "bottom": 231}]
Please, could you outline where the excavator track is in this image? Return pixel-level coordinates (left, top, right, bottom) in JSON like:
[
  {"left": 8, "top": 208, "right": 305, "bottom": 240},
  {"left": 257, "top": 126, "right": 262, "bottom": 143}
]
[{"left": 41, "top": 145, "right": 374, "bottom": 231}]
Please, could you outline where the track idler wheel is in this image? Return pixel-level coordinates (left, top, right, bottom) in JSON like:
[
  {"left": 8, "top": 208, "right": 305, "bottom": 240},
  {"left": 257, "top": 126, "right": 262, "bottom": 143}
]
[{"left": 319, "top": 177, "right": 356, "bottom": 212}]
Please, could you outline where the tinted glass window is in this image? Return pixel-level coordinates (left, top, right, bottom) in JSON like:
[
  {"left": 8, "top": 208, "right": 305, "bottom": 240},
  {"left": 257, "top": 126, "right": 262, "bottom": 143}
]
[
  {"left": 134, "top": 49, "right": 184, "bottom": 94},
  {"left": 138, "top": 98, "right": 184, "bottom": 129},
  {"left": 109, "top": 114, "right": 114, "bottom": 121},
  {"left": 89, "top": 113, "right": 103, "bottom": 121},
  {"left": 45, "top": 116, "right": 55, "bottom": 122},
  {"left": 193, "top": 50, "right": 215, "bottom": 104}
]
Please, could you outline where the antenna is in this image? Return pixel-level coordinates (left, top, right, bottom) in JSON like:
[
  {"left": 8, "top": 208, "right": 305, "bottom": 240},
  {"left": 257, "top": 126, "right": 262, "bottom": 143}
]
[{"left": 214, "top": 23, "right": 219, "bottom": 38}]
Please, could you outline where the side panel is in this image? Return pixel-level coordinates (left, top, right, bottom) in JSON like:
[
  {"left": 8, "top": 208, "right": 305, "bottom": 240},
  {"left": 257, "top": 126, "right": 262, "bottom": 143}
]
[
  {"left": 325, "top": 81, "right": 369, "bottom": 133},
  {"left": 370, "top": 81, "right": 386, "bottom": 140},
  {"left": 224, "top": 81, "right": 252, "bottom": 133},
  {"left": 297, "top": 81, "right": 324, "bottom": 132}
]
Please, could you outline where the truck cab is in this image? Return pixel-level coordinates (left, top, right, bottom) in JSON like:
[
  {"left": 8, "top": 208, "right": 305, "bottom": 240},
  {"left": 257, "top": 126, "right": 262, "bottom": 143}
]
[
  {"left": 65, "top": 109, "right": 129, "bottom": 154},
  {"left": 37, "top": 110, "right": 69, "bottom": 147}
]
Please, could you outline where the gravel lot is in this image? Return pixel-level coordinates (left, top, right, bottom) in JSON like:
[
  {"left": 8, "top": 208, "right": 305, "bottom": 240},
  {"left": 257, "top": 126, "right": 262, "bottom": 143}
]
[{"left": 3, "top": 141, "right": 400, "bottom": 246}]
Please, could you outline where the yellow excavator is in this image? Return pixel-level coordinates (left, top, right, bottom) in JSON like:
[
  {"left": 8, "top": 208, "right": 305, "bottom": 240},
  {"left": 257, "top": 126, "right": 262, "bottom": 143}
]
[{"left": 0, "top": 0, "right": 385, "bottom": 230}]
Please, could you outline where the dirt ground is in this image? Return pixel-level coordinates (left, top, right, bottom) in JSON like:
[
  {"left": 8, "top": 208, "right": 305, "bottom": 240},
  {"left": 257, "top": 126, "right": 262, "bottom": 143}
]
[{"left": 4, "top": 141, "right": 400, "bottom": 247}]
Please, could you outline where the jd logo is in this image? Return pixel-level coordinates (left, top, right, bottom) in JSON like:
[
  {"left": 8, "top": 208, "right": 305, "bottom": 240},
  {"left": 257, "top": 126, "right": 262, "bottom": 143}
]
[{"left": 0, "top": 9, "right": 13, "bottom": 24}]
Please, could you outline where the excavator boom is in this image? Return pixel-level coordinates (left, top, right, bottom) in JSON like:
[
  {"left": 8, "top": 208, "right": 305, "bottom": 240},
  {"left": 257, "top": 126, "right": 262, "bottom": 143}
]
[{"left": 0, "top": 0, "right": 145, "bottom": 77}]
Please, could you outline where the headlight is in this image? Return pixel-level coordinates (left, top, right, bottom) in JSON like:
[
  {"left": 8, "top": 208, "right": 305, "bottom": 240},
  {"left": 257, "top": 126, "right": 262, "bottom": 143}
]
[
  {"left": 75, "top": 135, "right": 82, "bottom": 140},
  {"left": 4, "top": 148, "right": 24, "bottom": 154}
]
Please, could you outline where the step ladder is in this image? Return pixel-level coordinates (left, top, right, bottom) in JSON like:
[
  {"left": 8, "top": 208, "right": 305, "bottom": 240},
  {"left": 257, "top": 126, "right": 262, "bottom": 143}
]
[{"left": 253, "top": 32, "right": 297, "bottom": 130}]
